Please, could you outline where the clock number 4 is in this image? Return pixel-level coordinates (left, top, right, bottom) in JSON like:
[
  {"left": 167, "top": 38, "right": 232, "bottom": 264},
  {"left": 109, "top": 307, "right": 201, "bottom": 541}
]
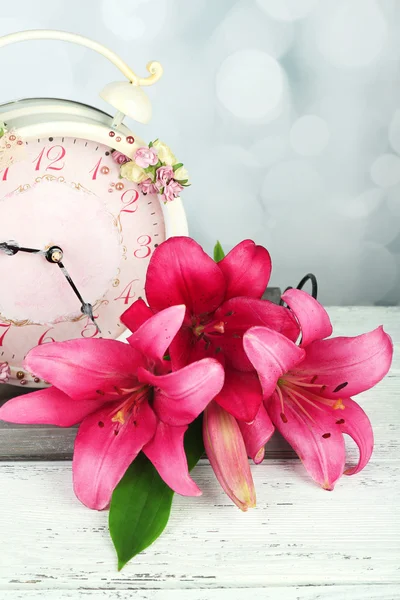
[
  {"left": 0, "top": 323, "right": 11, "bottom": 347},
  {"left": 114, "top": 279, "right": 139, "bottom": 304},
  {"left": 134, "top": 235, "right": 152, "bottom": 259},
  {"left": 33, "top": 145, "right": 66, "bottom": 171}
]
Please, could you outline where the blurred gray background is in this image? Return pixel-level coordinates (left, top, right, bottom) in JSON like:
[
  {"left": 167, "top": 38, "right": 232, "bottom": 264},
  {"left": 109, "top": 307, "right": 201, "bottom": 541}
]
[{"left": 0, "top": 0, "right": 399, "bottom": 305}]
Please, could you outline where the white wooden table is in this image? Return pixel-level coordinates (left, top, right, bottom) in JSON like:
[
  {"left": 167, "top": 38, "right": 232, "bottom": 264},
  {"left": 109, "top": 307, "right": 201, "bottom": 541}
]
[{"left": 0, "top": 307, "right": 399, "bottom": 600}]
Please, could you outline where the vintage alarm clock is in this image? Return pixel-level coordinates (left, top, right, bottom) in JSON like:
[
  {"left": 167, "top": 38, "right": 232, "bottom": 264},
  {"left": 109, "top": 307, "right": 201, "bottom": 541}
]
[{"left": 0, "top": 30, "right": 188, "bottom": 388}]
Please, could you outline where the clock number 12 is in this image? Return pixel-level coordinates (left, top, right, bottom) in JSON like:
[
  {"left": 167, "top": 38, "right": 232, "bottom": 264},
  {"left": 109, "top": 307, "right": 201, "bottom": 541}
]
[{"left": 33, "top": 145, "right": 66, "bottom": 171}]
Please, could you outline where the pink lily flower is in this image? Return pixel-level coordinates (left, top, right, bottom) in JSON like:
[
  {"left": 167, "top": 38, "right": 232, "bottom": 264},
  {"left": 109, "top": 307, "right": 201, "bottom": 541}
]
[
  {"left": 243, "top": 288, "right": 393, "bottom": 490},
  {"left": 121, "top": 237, "right": 299, "bottom": 423},
  {"left": 0, "top": 306, "right": 224, "bottom": 510},
  {"left": 203, "top": 401, "right": 256, "bottom": 511}
]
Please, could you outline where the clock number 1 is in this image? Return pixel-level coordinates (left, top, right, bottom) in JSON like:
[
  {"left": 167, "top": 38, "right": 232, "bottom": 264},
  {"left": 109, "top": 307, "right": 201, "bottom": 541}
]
[
  {"left": 89, "top": 157, "right": 102, "bottom": 180},
  {"left": 33, "top": 145, "right": 66, "bottom": 171},
  {"left": 0, "top": 323, "right": 11, "bottom": 347},
  {"left": 0, "top": 168, "right": 9, "bottom": 181}
]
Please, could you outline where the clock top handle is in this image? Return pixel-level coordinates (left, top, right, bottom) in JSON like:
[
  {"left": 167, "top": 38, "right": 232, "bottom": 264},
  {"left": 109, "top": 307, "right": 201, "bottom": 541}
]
[{"left": 0, "top": 29, "right": 164, "bottom": 124}]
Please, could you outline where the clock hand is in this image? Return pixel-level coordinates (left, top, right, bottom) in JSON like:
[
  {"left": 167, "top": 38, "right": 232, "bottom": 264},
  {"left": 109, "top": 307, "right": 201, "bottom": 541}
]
[
  {"left": 0, "top": 241, "right": 101, "bottom": 334},
  {"left": 0, "top": 240, "right": 46, "bottom": 256},
  {"left": 46, "top": 247, "right": 101, "bottom": 336}
]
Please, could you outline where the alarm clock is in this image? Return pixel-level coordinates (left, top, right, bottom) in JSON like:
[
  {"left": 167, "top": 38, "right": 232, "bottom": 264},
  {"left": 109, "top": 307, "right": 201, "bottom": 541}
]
[{"left": 0, "top": 30, "right": 188, "bottom": 388}]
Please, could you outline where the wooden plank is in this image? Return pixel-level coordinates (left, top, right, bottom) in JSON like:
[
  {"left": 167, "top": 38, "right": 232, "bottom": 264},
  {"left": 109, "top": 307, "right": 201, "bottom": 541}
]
[
  {"left": 0, "top": 458, "right": 398, "bottom": 591},
  {"left": 0, "top": 306, "right": 398, "bottom": 460},
  {"left": 1, "top": 585, "right": 399, "bottom": 599}
]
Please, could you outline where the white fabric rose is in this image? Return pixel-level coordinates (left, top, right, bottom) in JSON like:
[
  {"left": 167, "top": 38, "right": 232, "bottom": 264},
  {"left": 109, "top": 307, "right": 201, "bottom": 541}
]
[
  {"left": 174, "top": 165, "right": 189, "bottom": 183},
  {"left": 152, "top": 140, "right": 177, "bottom": 166},
  {"left": 120, "top": 161, "right": 147, "bottom": 183}
]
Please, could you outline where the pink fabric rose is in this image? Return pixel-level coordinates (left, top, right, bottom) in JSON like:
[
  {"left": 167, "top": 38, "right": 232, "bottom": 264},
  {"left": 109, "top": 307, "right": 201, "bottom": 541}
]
[
  {"left": 112, "top": 151, "right": 130, "bottom": 165},
  {"left": 140, "top": 178, "right": 159, "bottom": 195},
  {"left": 156, "top": 166, "right": 174, "bottom": 187},
  {"left": 0, "top": 362, "right": 10, "bottom": 383},
  {"left": 134, "top": 146, "right": 158, "bottom": 168},
  {"left": 161, "top": 180, "right": 184, "bottom": 203}
]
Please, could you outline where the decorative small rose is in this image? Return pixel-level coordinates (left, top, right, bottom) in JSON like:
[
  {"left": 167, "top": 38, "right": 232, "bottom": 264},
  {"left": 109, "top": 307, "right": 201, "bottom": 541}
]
[
  {"left": 152, "top": 140, "right": 177, "bottom": 166},
  {"left": 112, "top": 151, "right": 130, "bottom": 165},
  {"left": 140, "top": 178, "right": 159, "bottom": 195},
  {"left": 174, "top": 165, "right": 189, "bottom": 183},
  {"left": 120, "top": 161, "right": 147, "bottom": 183},
  {"left": 0, "top": 362, "right": 10, "bottom": 383},
  {"left": 134, "top": 146, "right": 159, "bottom": 168},
  {"left": 162, "top": 180, "right": 184, "bottom": 202},
  {"left": 156, "top": 165, "right": 174, "bottom": 187}
]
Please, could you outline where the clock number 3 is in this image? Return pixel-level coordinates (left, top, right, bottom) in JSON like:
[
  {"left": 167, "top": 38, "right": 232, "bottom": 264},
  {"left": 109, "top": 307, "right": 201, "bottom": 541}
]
[
  {"left": 33, "top": 145, "right": 66, "bottom": 171},
  {"left": 134, "top": 235, "right": 152, "bottom": 259}
]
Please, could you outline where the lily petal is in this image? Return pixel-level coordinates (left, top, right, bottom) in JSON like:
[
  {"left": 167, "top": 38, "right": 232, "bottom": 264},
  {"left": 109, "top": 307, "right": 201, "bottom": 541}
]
[
  {"left": 218, "top": 240, "right": 272, "bottom": 300},
  {"left": 244, "top": 327, "right": 305, "bottom": 399},
  {"left": 238, "top": 403, "right": 275, "bottom": 463},
  {"left": 121, "top": 298, "right": 153, "bottom": 334},
  {"left": 215, "top": 297, "right": 300, "bottom": 371},
  {"left": 203, "top": 401, "right": 256, "bottom": 511},
  {"left": 267, "top": 388, "right": 346, "bottom": 490},
  {"left": 138, "top": 358, "right": 224, "bottom": 426},
  {"left": 0, "top": 387, "right": 101, "bottom": 426},
  {"left": 169, "top": 327, "right": 209, "bottom": 370},
  {"left": 127, "top": 305, "right": 186, "bottom": 364},
  {"left": 144, "top": 421, "right": 201, "bottom": 496},
  {"left": 214, "top": 368, "right": 263, "bottom": 422},
  {"left": 73, "top": 399, "right": 157, "bottom": 510},
  {"left": 281, "top": 288, "right": 332, "bottom": 347},
  {"left": 145, "top": 237, "right": 226, "bottom": 315},
  {"left": 337, "top": 398, "right": 374, "bottom": 476},
  {"left": 24, "top": 339, "right": 144, "bottom": 401},
  {"left": 298, "top": 327, "right": 393, "bottom": 398}
]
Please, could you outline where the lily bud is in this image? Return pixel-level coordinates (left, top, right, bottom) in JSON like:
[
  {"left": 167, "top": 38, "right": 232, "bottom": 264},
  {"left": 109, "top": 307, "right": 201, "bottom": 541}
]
[{"left": 203, "top": 401, "right": 256, "bottom": 511}]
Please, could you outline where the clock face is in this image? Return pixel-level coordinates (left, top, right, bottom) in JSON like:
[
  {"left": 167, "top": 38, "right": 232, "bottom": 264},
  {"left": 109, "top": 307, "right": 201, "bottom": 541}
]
[{"left": 0, "top": 135, "right": 166, "bottom": 385}]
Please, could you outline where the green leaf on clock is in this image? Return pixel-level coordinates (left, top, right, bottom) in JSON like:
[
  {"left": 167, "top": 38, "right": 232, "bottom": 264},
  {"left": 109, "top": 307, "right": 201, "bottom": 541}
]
[
  {"left": 109, "top": 416, "right": 204, "bottom": 570},
  {"left": 173, "top": 163, "right": 183, "bottom": 171},
  {"left": 213, "top": 240, "right": 225, "bottom": 262}
]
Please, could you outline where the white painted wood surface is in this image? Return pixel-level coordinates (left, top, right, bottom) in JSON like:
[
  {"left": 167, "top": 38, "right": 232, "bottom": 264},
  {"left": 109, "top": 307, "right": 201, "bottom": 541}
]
[{"left": 0, "top": 307, "right": 399, "bottom": 600}]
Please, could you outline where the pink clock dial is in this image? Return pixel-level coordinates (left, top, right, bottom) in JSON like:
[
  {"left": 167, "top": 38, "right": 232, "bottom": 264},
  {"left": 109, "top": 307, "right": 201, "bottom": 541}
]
[{"left": 0, "top": 135, "right": 166, "bottom": 385}]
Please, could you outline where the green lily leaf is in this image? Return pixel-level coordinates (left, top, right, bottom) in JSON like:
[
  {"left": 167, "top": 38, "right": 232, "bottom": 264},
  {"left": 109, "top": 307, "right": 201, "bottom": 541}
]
[
  {"left": 213, "top": 240, "right": 225, "bottom": 262},
  {"left": 173, "top": 162, "right": 183, "bottom": 172},
  {"left": 109, "top": 417, "right": 204, "bottom": 570},
  {"left": 148, "top": 141, "right": 153, "bottom": 148}
]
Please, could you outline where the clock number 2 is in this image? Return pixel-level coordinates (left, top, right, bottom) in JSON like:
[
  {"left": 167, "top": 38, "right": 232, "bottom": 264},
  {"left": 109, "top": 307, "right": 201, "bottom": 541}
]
[
  {"left": 33, "top": 145, "right": 66, "bottom": 171},
  {"left": 120, "top": 189, "right": 139, "bottom": 214},
  {"left": 0, "top": 323, "right": 11, "bottom": 347},
  {"left": 134, "top": 235, "right": 152, "bottom": 259}
]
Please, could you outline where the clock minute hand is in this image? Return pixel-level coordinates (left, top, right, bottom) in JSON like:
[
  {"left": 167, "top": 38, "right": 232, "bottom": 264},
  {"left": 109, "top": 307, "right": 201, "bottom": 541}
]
[{"left": 45, "top": 246, "right": 101, "bottom": 335}]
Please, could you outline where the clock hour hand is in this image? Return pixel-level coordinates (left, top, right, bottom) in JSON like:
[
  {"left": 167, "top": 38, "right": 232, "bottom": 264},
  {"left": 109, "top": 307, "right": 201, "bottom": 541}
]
[
  {"left": 0, "top": 240, "right": 46, "bottom": 256},
  {"left": 46, "top": 246, "right": 101, "bottom": 335}
]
